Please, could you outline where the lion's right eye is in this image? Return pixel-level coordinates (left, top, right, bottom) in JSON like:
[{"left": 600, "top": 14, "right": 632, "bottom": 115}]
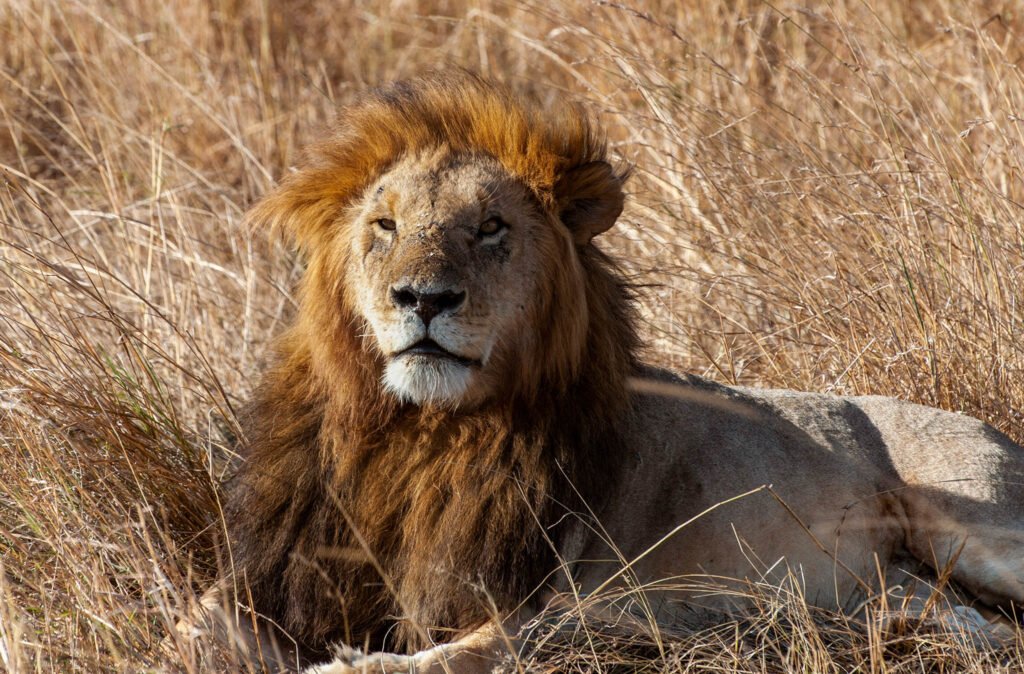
[{"left": 376, "top": 218, "right": 397, "bottom": 232}]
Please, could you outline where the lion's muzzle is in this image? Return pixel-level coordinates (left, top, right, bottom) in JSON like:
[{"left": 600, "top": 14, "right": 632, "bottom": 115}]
[{"left": 389, "top": 284, "right": 467, "bottom": 327}]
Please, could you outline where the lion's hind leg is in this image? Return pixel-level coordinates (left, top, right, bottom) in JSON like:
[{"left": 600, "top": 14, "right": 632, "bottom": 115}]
[
  {"left": 899, "top": 485, "right": 1024, "bottom": 618},
  {"left": 856, "top": 397, "right": 1024, "bottom": 633}
]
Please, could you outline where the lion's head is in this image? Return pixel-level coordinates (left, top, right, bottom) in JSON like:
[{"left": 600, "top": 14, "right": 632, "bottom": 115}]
[{"left": 248, "top": 73, "right": 631, "bottom": 409}]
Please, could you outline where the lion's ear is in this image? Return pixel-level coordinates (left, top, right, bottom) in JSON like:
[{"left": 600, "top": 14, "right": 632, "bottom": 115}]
[{"left": 555, "top": 161, "right": 626, "bottom": 245}]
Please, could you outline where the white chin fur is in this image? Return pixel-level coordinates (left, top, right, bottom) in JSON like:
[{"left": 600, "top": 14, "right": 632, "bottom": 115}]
[{"left": 383, "top": 356, "right": 473, "bottom": 406}]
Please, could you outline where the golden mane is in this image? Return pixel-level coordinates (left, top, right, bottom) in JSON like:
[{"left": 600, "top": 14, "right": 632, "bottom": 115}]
[
  {"left": 247, "top": 72, "right": 612, "bottom": 251},
  {"left": 226, "top": 73, "right": 639, "bottom": 656}
]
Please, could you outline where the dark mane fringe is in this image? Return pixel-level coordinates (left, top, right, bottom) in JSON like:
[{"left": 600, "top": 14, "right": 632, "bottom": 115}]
[{"left": 226, "top": 74, "right": 640, "bottom": 655}]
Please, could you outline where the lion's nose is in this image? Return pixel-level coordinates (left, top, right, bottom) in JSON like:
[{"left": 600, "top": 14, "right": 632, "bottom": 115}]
[{"left": 390, "top": 286, "right": 466, "bottom": 326}]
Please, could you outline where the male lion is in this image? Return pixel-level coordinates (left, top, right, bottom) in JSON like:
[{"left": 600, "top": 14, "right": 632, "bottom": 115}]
[{"left": 206, "top": 74, "right": 1024, "bottom": 673}]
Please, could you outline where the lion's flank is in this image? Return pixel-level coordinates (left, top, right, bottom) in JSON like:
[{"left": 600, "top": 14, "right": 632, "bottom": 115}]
[{"left": 225, "top": 73, "right": 639, "bottom": 655}]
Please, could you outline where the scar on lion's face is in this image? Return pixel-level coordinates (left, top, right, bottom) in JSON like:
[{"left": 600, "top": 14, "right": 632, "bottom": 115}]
[{"left": 346, "top": 151, "right": 555, "bottom": 408}]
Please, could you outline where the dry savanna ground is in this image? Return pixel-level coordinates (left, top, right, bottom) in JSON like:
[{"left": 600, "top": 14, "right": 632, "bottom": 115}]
[{"left": 2, "top": 0, "right": 1024, "bottom": 671}]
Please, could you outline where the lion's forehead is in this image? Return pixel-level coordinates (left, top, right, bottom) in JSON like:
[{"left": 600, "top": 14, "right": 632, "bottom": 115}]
[{"left": 371, "top": 152, "right": 533, "bottom": 227}]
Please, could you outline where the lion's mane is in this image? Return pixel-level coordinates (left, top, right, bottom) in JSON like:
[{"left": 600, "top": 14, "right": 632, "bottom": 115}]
[{"left": 226, "top": 73, "right": 640, "bottom": 655}]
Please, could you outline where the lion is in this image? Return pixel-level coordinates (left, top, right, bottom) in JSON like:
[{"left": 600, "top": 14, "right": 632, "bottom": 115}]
[{"left": 200, "top": 73, "right": 1024, "bottom": 673}]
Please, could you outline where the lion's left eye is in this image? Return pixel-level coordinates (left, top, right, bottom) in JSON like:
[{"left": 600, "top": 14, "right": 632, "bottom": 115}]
[{"left": 478, "top": 217, "right": 507, "bottom": 237}]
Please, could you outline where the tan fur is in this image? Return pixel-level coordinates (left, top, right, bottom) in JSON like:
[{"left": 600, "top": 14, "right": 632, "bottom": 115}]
[{"left": 221, "top": 74, "right": 1024, "bottom": 672}]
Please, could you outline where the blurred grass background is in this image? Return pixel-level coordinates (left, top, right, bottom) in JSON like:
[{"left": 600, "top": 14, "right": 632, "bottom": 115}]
[{"left": 2, "top": 0, "right": 1023, "bottom": 671}]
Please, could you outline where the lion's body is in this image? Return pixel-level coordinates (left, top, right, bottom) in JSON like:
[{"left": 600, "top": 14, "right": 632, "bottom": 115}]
[
  {"left": 213, "top": 74, "right": 1024, "bottom": 673},
  {"left": 581, "top": 370, "right": 1024, "bottom": 618}
]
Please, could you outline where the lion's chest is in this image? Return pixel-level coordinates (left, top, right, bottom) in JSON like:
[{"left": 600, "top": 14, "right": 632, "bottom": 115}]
[{"left": 329, "top": 422, "right": 558, "bottom": 649}]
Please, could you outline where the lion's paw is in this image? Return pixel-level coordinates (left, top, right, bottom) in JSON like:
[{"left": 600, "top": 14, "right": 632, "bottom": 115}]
[
  {"left": 301, "top": 645, "right": 362, "bottom": 674},
  {"left": 302, "top": 662, "right": 358, "bottom": 674},
  {"left": 303, "top": 647, "right": 419, "bottom": 674}
]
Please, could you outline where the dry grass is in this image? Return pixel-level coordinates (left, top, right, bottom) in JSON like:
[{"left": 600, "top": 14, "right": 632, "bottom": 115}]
[{"left": 2, "top": 0, "right": 1024, "bottom": 671}]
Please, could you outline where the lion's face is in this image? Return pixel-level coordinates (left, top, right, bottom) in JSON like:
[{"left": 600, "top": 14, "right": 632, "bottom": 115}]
[
  {"left": 253, "top": 77, "right": 628, "bottom": 410},
  {"left": 346, "top": 151, "right": 558, "bottom": 407}
]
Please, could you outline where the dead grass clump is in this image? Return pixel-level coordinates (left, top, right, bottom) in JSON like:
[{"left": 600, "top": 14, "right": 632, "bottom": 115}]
[
  {"left": 513, "top": 580, "right": 1023, "bottom": 673},
  {"left": 2, "top": 0, "right": 1023, "bottom": 671}
]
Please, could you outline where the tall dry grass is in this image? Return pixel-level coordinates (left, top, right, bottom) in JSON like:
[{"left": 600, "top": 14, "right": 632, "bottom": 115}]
[{"left": 2, "top": 0, "right": 1023, "bottom": 671}]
